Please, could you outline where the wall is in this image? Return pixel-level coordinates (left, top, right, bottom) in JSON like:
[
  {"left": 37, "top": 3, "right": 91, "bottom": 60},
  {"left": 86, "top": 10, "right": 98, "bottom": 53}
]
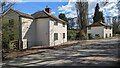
[
  {"left": 49, "top": 19, "right": 67, "bottom": 46},
  {"left": 87, "top": 26, "right": 104, "bottom": 39},
  {"left": 104, "top": 27, "right": 113, "bottom": 38},
  {"left": 21, "top": 17, "right": 34, "bottom": 49},
  {"left": 35, "top": 18, "right": 49, "bottom": 46},
  {"left": 2, "top": 9, "right": 20, "bottom": 43}
]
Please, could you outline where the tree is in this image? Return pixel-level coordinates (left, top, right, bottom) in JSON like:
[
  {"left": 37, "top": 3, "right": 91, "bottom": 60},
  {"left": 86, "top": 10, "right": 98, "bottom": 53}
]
[
  {"left": 58, "top": 13, "right": 69, "bottom": 29},
  {"left": 0, "top": 1, "right": 15, "bottom": 60},
  {"left": 58, "top": 13, "right": 68, "bottom": 22},
  {"left": 93, "top": 3, "right": 105, "bottom": 23},
  {"left": 0, "top": 2, "right": 14, "bottom": 14},
  {"left": 76, "top": 2, "right": 88, "bottom": 40},
  {"left": 113, "top": 22, "right": 120, "bottom": 34}
]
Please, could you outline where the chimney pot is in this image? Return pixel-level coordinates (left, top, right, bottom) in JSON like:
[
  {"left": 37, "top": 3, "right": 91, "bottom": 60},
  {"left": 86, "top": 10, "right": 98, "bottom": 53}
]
[{"left": 45, "top": 6, "right": 51, "bottom": 13}]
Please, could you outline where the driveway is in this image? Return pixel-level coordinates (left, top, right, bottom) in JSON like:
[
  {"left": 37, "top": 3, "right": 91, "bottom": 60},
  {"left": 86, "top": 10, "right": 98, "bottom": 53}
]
[{"left": 2, "top": 38, "right": 120, "bottom": 67}]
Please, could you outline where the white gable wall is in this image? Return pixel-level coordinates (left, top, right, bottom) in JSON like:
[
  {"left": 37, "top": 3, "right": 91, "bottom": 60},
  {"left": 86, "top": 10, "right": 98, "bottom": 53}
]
[
  {"left": 21, "top": 17, "right": 35, "bottom": 49},
  {"left": 35, "top": 18, "right": 49, "bottom": 46},
  {"left": 104, "top": 27, "right": 113, "bottom": 38},
  {"left": 49, "top": 20, "right": 67, "bottom": 46},
  {"left": 87, "top": 26, "right": 104, "bottom": 38},
  {"left": 87, "top": 26, "right": 112, "bottom": 39}
]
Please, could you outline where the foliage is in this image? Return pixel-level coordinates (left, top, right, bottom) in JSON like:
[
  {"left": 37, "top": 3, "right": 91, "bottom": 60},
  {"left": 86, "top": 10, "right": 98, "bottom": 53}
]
[
  {"left": 58, "top": 13, "right": 68, "bottom": 22},
  {"left": 58, "top": 13, "right": 69, "bottom": 29},
  {"left": 1, "top": 2, "right": 14, "bottom": 13},
  {"left": 93, "top": 3, "right": 105, "bottom": 23},
  {"left": 67, "top": 30, "right": 78, "bottom": 40},
  {"left": 8, "top": 40, "right": 18, "bottom": 50},
  {"left": 113, "top": 22, "right": 120, "bottom": 34}
]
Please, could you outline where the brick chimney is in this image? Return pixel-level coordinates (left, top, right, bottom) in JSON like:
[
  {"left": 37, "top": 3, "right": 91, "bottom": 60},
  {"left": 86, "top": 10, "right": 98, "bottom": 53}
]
[{"left": 45, "top": 6, "right": 51, "bottom": 13}]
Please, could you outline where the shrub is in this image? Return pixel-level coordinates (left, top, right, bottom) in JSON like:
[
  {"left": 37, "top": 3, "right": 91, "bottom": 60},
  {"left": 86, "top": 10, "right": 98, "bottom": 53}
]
[
  {"left": 67, "top": 30, "right": 78, "bottom": 40},
  {"left": 8, "top": 40, "right": 18, "bottom": 50}
]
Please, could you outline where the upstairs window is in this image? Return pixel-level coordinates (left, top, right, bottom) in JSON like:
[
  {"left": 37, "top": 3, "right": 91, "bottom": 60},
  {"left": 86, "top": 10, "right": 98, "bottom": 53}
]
[
  {"left": 54, "top": 33, "right": 58, "bottom": 41},
  {"left": 109, "top": 27, "right": 111, "bottom": 30},
  {"left": 105, "top": 26, "right": 107, "bottom": 29},
  {"left": 54, "top": 20, "right": 58, "bottom": 26},
  {"left": 63, "top": 22, "right": 65, "bottom": 27}
]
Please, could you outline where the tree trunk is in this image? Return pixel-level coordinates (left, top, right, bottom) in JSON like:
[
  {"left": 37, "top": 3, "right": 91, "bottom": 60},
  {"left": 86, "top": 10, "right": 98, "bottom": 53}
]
[{"left": 76, "top": 2, "right": 88, "bottom": 40}]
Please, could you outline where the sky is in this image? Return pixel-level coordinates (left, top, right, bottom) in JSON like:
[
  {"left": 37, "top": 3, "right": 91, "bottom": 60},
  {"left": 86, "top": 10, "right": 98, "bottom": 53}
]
[
  {"left": 13, "top": 2, "right": 68, "bottom": 16},
  {"left": 5, "top": 0, "right": 119, "bottom": 18}
]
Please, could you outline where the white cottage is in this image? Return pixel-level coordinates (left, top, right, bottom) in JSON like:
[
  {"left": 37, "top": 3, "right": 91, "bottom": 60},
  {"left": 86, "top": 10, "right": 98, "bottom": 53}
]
[
  {"left": 31, "top": 7, "right": 67, "bottom": 47},
  {"left": 87, "top": 22, "right": 112, "bottom": 39},
  {"left": 2, "top": 8, "right": 67, "bottom": 49}
]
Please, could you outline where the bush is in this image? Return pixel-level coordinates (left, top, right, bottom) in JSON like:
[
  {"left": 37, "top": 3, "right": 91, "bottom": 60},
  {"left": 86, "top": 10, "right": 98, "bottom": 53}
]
[
  {"left": 8, "top": 40, "right": 18, "bottom": 50},
  {"left": 67, "top": 30, "right": 78, "bottom": 40}
]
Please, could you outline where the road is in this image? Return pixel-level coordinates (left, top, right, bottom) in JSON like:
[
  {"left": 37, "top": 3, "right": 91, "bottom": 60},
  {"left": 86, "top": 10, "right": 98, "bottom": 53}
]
[{"left": 2, "top": 38, "right": 120, "bottom": 67}]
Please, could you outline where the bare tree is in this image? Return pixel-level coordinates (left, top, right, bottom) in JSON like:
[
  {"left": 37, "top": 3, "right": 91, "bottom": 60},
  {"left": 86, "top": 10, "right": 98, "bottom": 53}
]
[
  {"left": 76, "top": 1, "right": 88, "bottom": 40},
  {"left": 0, "top": 1, "right": 14, "bottom": 60},
  {"left": 0, "top": 2, "right": 14, "bottom": 14}
]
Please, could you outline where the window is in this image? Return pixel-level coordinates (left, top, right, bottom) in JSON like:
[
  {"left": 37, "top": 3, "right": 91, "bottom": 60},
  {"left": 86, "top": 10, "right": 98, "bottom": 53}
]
[
  {"left": 95, "top": 34, "right": 100, "bottom": 38},
  {"left": 88, "top": 27, "right": 91, "bottom": 30},
  {"left": 109, "top": 27, "right": 111, "bottom": 30},
  {"left": 110, "top": 33, "right": 111, "bottom": 37},
  {"left": 63, "top": 23, "right": 65, "bottom": 27},
  {"left": 106, "top": 34, "right": 107, "bottom": 38},
  {"left": 63, "top": 33, "right": 65, "bottom": 39},
  {"left": 88, "top": 33, "right": 92, "bottom": 39},
  {"left": 54, "top": 20, "right": 58, "bottom": 25},
  {"left": 54, "top": 33, "right": 58, "bottom": 41},
  {"left": 105, "top": 26, "right": 107, "bottom": 29}
]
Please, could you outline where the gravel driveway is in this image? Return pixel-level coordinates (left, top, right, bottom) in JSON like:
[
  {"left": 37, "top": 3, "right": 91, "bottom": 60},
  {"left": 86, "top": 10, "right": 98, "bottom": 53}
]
[{"left": 2, "top": 38, "right": 120, "bottom": 67}]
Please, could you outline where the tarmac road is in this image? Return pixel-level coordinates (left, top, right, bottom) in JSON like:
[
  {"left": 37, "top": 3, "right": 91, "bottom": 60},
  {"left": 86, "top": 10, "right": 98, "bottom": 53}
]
[{"left": 2, "top": 38, "right": 120, "bottom": 67}]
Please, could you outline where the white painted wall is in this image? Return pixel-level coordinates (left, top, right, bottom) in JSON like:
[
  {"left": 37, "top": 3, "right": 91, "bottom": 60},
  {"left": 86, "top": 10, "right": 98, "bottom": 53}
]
[
  {"left": 35, "top": 18, "right": 49, "bottom": 46},
  {"left": 104, "top": 27, "right": 113, "bottom": 38},
  {"left": 49, "top": 19, "right": 67, "bottom": 46},
  {"left": 87, "top": 26, "right": 112, "bottom": 39},
  {"left": 87, "top": 26, "right": 104, "bottom": 38},
  {"left": 22, "top": 17, "right": 67, "bottom": 47},
  {"left": 21, "top": 17, "right": 34, "bottom": 49}
]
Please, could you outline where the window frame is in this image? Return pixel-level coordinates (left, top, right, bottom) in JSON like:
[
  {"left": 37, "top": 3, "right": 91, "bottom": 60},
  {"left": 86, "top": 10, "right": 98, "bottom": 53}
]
[
  {"left": 63, "top": 33, "right": 65, "bottom": 39},
  {"left": 54, "top": 33, "right": 58, "bottom": 41},
  {"left": 54, "top": 20, "right": 58, "bottom": 26},
  {"left": 63, "top": 22, "right": 65, "bottom": 27}
]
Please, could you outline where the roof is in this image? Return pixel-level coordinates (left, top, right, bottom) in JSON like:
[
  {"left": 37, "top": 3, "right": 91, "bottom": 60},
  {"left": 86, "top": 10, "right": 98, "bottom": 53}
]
[
  {"left": 10, "top": 9, "right": 34, "bottom": 19},
  {"left": 31, "top": 10, "right": 66, "bottom": 23},
  {"left": 87, "top": 22, "right": 112, "bottom": 27},
  {"left": 1, "top": 9, "right": 34, "bottom": 19}
]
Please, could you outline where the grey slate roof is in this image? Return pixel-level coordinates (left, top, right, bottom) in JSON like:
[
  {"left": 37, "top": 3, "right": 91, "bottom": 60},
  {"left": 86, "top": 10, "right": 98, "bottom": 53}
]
[
  {"left": 31, "top": 10, "right": 66, "bottom": 23},
  {"left": 87, "top": 22, "right": 112, "bottom": 27}
]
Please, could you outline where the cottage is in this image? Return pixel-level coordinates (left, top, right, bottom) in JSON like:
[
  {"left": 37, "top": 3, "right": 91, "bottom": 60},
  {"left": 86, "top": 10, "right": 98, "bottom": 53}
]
[
  {"left": 87, "top": 22, "right": 112, "bottom": 39},
  {"left": 2, "top": 7, "right": 67, "bottom": 49}
]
